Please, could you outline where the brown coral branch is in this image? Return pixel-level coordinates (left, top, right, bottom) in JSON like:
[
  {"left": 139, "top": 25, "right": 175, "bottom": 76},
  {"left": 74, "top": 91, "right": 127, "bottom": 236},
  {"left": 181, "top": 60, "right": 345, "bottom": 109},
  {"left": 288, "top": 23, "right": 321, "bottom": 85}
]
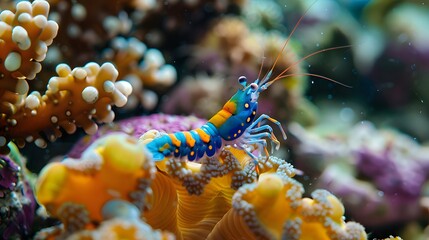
[
  {"left": 0, "top": 0, "right": 58, "bottom": 115},
  {"left": 0, "top": 62, "right": 132, "bottom": 153}
]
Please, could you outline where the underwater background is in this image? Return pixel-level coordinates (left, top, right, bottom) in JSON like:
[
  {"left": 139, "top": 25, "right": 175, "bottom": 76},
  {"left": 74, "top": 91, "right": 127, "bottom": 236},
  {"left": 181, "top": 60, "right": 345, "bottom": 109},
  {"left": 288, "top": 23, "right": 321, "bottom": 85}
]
[{"left": 0, "top": 0, "right": 428, "bottom": 239}]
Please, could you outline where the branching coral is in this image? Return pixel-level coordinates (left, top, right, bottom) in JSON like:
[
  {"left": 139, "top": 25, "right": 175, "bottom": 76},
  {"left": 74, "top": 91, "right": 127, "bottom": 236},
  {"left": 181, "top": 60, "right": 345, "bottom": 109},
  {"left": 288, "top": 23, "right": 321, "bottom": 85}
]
[
  {"left": 0, "top": 1, "right": 133, "bottom": 153},
  {"left": 103, "top": 37, "right": 177, "bottom": 110},
  {"left": 0, "top": 62, "right": 132, "bottom": 152},
  {"left": 0, "top": 0, "right": 58, "bottom": 115}
]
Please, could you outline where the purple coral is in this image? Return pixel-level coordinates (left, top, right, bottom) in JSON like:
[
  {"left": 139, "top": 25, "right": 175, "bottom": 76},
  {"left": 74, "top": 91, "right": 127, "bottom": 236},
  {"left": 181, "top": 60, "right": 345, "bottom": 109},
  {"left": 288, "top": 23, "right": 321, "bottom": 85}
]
[
  {"left": 0, "top": 155, "right": 36, "bottom": 239},
  {"left": 68, "top": 114, "right": 207, "bottom": 158},
  {"left": 0, "top": 156, "right": 20, "bottom": 195},
  {"left": 289, "top": 121, "right": 429, "bottom": 227}
]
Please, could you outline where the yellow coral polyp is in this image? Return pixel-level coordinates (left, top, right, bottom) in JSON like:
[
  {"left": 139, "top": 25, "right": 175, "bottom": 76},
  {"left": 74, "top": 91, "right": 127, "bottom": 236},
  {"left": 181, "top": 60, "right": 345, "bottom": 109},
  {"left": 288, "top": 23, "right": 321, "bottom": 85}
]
[
  {"left": 35, "top": 134, "right": 154, "bottom": 224},
  {"left": 102, "top": 136, "right": 145, "bottom": 174},
  {"left": 35, "top": 163, "right": 68, "bottom": 204},
  {"left": 299, "top": 222, "right": 331, "bottom": 240},
  {"left": 233, "top": 173, "right": 301, "bottom": 239},
  {"left": 249, "top": 174, "right": 292, "bottom": 236}
]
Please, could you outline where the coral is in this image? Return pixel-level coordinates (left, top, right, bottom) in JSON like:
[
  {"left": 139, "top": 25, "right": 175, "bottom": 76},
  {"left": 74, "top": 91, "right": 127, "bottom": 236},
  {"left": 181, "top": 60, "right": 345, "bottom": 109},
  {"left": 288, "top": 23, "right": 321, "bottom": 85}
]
[
  {"left": 0, "top": 143, "right": 36, "bottom": 239},
  {"left": 0, "top": 62, "right": 132, "bottom": 152},
  {"left": 68, "top": 114, "right": 207, "bottom": 158},
  {"left": 36, "top": 200, "right": 174, "bottom": 240},
  {"left": 161, "top": 74, "right": 228, "bottom": 119},
  {"left": 51, "top": 115, "right": 366, "bottom": 239},
  {"left": 35, "top": 133, "right": 156, "bottom": 238},
  {"left": 208, "top": 173, "right": 366, "bottom": 240},
  {"left": 132, "top": 0, "right": 245, "bottom": 49},
  {"left": 46, "top": 0, "right": 133, "bottom": 66},
  {"left": 289, "top": 121, "right": 429, "bottom": 227},
  {"left": 44, "top": 1, "right": 179, "bottom": 111},
  {"left": 0, "top": 0, "right": 58, "bottom": 115},
  {"left": 102, "top": 37, "right": 177, "bottom": 110},
  {"left": 0, "top": 1, "right": 133, "bottom": 153}
]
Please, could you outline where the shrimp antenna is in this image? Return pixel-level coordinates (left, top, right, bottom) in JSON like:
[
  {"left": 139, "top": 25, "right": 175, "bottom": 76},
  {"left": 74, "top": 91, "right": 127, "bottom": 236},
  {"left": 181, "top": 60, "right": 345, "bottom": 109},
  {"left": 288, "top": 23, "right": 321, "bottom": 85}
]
[
  {"left": 273, "top": 73, "right": 352, "bottom": 88},
  {"left": 269, "top": 45, "right": 352, "bottom": 86},
  {"left": 260, "top": 0, "right": 319, "bottom": 85},
  {"left": 256, "top": 39, "right": 267, "bottom": 85},
  {"left": 257, "top": 56, "right": 266, "bottom": 85}
]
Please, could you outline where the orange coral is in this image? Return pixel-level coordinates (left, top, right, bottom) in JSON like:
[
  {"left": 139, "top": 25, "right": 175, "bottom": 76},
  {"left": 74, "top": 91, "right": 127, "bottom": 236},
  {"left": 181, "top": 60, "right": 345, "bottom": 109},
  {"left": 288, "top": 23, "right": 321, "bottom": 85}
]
[
  {"left": 65, "top": 200, "right": 174, "bottom": 240},
  {"left": 208, "top": 172, "right": 367, "bottom": 240},
  {"left": 0, "top": 1, "right": 133, "bottom": 153},
  {"left": 0, "top": 62, "right": 132, "bottom": 152},
  {"left": 0, "top": 0, "right": 58, "bottom": 115},
  {"left": 103, "top": 37, "right": 177, "bottom": 110},
  {"left": 142, "top": 147, "right": 258, "bottom": 239},
  {"left": 35, "top": 133, "right": 155, "bottom": 237}
]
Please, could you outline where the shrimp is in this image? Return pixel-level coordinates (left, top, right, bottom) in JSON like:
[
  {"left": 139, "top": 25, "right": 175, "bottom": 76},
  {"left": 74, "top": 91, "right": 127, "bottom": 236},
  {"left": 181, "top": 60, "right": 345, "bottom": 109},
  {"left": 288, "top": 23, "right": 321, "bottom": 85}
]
[{"left": 145, "top": 3, "right": 350, "bottom": 165}]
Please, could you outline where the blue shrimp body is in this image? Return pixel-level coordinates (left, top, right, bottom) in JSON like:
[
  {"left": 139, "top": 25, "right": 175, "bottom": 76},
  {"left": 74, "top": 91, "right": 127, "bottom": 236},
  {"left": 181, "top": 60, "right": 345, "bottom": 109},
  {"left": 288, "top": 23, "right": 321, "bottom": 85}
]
[
  {"left": 146, "top": 122, "right": 223, "bottom": 161},
  {"left": 145, "top": 75, "right": 287, "bottom": 162},
  {"left": 211, "top": 85, "right": 258, "bottom": 141}
]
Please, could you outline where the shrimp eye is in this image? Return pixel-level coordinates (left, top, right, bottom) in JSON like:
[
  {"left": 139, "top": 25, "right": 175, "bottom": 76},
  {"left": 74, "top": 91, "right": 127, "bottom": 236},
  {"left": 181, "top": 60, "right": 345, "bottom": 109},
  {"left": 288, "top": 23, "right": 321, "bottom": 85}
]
[
  {"left": 250, "top": 83, "right": 258, "bottom": 91},
  {"left": 238, "top": 76, "right": 247, "bottom": 87}
]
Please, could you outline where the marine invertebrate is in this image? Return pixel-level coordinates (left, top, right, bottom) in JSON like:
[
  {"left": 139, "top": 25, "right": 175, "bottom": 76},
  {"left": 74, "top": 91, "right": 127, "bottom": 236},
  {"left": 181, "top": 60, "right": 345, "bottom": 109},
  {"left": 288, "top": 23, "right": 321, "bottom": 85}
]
[
  {"left": 35, "top": 133, "right": 155, "bottom": 238},
  {"left": 133, "top": 0, "right": 245, "bottom": 48},
  {"left": 46, "top": 0, "right": 134, "bottom": 66},
  {"left": 0, "top": 1, "right": 133, "bottom": 153},
  {"left": 146, "top": 73, "right": 289, "bottom": 163},
  {"left": 289, "top": 121, "right": 429, "bottom": 227},
  {"left": 0, "top": 143, "right": 36, "bottom": 239},
  {"left": 36, "top": 115, "right": 372, "bottom": 239},
  {"left": 102, "top": 37, "right": 177, "bottom": 110},
  {"left": 1, "top": 61, "right": 132, "bottom": 152},
  {"left": 0, "top": 0, "right": 58, "bottom": 115},
  {"left": 205, "top": 160, "right": 366, "bottom": 240},
  {"left": 63, "top": 200, "right": 174, "bottom": 240},
  {"left": 163, "top": 16, "right": 315, "bottom": 125},
  {"left": 68, "top": 114, "right": 207, "bottom": 158}
]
